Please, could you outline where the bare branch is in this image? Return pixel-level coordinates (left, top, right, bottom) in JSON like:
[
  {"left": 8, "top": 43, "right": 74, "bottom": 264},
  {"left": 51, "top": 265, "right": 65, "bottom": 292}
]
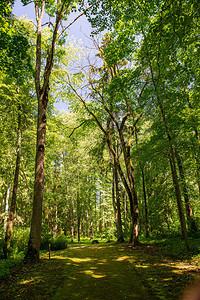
[
  {"left": 66, "top": 73, "right": 106, "bottom": 135},
  {"left": 69, "top": 119, "right": 91, "bottom": 137},
  {"left": 58, "top": 0, "right": 101, "bottom": 39},
  {"left": 23, "top": 1, "right": 34, "bottom": 6},
  {"left": 137, "top": 79, "right": 148, "bottom": 107},
  {"left": 88, "top": 77, "right": 120, "bottom": 132}
]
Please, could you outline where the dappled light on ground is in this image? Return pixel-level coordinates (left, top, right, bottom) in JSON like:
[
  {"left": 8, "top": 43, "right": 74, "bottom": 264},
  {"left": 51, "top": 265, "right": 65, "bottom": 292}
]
[
  {"left": 0, "top": 243, "right": 199, "bottom": 299},
  {"left": 82, "top": 270, "right": 106, "bottom": 279},
  {"left": 66, "top": 257, "right": 94, "bottom": 263}
]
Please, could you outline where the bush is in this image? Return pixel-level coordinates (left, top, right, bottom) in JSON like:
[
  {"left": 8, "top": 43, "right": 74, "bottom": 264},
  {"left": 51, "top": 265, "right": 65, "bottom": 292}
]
[
  {"left": 51, "top": 235, "right": 68, "bottom": 250},
  {"left": 11, "top": 228, "right": 30, "bottom": 256},
  {"left": 40, "top": 233, "right": 53, "bottom": 250},
  {"left": 41, "top": 234, "right": 68, "bottom": 251},
  {"left": 0, "top": 237, "right": 5, "bottom": 258},
  {"left": 0, "top": 228, "right": 30, "bottom": 258}
]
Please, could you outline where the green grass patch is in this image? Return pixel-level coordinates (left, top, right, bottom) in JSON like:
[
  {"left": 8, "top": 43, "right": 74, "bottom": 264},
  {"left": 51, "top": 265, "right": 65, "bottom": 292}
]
[
  {"left": 0, "top": 255, "right": 23, "bottom": 280},
  {"left": 140, "top": 233, "right": 200, "bottom": 261}
]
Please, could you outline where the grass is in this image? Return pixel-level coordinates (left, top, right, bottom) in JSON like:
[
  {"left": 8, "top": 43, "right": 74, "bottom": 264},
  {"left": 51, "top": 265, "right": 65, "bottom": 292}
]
[
  {"left": 0, "top": 255, "right": 23, "bottom": 280},
  {"left": 140, "top": 233, "right": 200, "bottom": 262},
  {"left": 1, "top": 233, "right": 200, "bottom": 288},
  {"left": 0, "top": 242, "right": 199, "bottom": 300}
]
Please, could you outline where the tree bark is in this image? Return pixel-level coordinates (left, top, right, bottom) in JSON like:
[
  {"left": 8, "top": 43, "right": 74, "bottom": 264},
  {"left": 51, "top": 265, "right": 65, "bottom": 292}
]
[
  {"left": 89, "top": 177, "right": 94, "bottom": 240},
  {"left": 53, "top": 159, "right": 58, "bottom": 238},
  {"left": 3, "top": 166, "right": 12, "bottom": 236},
  {"left": 77, "top": 173, "right": 81, "bottom": 242},
  {"left": 25, "top": 88, "right": 48, "bottom": 262},
  {"left": 119, "top": 118, "right": 142, "bottom": 245},
  {"left": 186, "top": 95, "right": 200, "bottom": 198},
  {"left": 99, "top": 190, "right": 103, "bottom": 233},
  {"left": 141, "top": 168, "right": 150, "bottom": 238},
  {"left": 168, "top": 152, "right": 189, "bottom": 249},
  {"left": 106, "top": 130, "right": 138, "bottom": 245},
  {"left": 160, "top": 103, "right": 189, "bottom": 249},
  {"left": 113, "top": 161, "right": 124, "bottom": 242},
  {"left": 4, "top": 102, "right": 21, "bottom": 258},
  {"left": 24, "top": 0, "right": 65, "bottom": 262},
  {"left": 146, "top": 45, "right": 189, "bottom": 250},
  {"left": 175, "top": 150, "right": 197, "bottom": 232}
]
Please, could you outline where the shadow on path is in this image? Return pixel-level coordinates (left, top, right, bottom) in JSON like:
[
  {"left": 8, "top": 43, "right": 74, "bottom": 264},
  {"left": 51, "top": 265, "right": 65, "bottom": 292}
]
[{"left": 0, "top": 243, "right": 198, "bottom": 299}]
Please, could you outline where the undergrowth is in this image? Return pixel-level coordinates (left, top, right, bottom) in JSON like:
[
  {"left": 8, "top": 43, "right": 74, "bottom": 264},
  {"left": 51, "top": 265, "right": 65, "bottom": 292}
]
[{"left": 140, "top": 232, "right": 200, "bottom": 263}]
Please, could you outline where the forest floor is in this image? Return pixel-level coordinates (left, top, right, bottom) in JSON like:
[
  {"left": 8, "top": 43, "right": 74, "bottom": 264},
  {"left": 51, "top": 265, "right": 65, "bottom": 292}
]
[{"left": 0, "top": 242, "right": 199, "bottom": 300}]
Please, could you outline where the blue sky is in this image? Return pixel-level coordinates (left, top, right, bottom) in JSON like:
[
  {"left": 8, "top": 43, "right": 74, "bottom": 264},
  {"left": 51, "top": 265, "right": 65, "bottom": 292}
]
[
  {"left": 13, "top": 0, "right": 92, "bottom": 112},
  {"left": 13, "top": 0, "right": 92, "bottom": 44}
]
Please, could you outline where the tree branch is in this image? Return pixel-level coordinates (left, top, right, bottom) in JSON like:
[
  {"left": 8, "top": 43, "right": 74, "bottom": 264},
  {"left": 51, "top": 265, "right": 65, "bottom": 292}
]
[
  {"left": 58, "top": 1, "right": 100, "bottom": 39},
  {"left": 69, "top": 119, "right": 91, "bottom": 137},
  {"left": 66, "top": 73, "right": 106, "bottom": 135}
]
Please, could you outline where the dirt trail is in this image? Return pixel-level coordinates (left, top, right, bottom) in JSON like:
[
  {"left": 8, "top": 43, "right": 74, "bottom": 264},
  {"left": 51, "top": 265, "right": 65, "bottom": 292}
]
[
  {"left": 52, "top": 244, "right": 153, "bottom": 300},
  {"left": 0, "top": 243, "right": 197, "bottom": 300}
]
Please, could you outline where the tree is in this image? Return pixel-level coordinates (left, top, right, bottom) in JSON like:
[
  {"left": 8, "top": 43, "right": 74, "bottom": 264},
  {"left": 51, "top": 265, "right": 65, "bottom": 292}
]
[
  {"left": 22, "top": 0, "right": 91, "bottom": 262},
  {"left": 0, "top": 15, "right": 35, "bottom": 257}
]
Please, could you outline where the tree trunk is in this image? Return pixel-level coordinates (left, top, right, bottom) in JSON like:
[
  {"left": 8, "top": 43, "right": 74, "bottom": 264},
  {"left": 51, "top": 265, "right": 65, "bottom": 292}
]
[
  {"left": 71, "top": 198, "right": 75, "bottom": 242},
  {"left": 3, "top": 167, "right": 12, "bottom": 236},
  {"left": 107, "top": 134, "right": 138, "bottom": 245},
  {"left": 53, "top": 159, "right": 58, "bottom": 238},
  {"left": 141, "top": 168, "right": 150, "bottom": 238},
  {"left": 160, "top": 102, "right": 189, "bottom": 249},
  {"left": 123, "top": 191, "right": 127, "bottom": 234},
  {"left": 113, "top": 162, "right": 124, "bottom": 242},
  {"left": 77, "top": 173, "right": 81, "bottom": 242},
  {"left": 169, "top": 153, "right": 189, "bottom": 249},
  {"left": 125, "top": 139, "right": 139, "bottom": 245},
  {"left": 25, "top": 88, "right": 48, "bottom": 262},
  {"left": 146, "top": 44, "right": 189, "bottom": 249},
  {"left": 99, "top": 190, "right": 103, "bottom": 233},
  {"left": 186, "top": 95, "right": 200, "bottom": 198},
  {"left": 112, "top": 168, "right": 118, "bottom": 235},
  {"left": 159, "top": 104, "right": 189, "bottom": 249},
  {"left": 89, "top": 178, "right": 94, "bottom": 240},
  {"left": 175, "top": 150, "right": 197, "bottom": 232},
  {"left": 4, "top": 103, "right": 21, "bottom": 258},
  {"left": 24, "top": 0, "right": 65, "bottom": 262}
]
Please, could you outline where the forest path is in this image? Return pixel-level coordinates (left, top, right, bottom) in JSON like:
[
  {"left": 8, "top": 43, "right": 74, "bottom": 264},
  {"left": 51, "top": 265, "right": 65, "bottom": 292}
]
[
  {"left": 0, "top": 243, "right": 197, "bottom": 299},
  {"left": 52, "top": 243, "right": 153, "bottom": 300}
]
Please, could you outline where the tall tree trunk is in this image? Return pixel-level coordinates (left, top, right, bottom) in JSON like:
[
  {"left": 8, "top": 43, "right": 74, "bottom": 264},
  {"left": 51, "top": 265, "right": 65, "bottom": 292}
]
[
  {"left": 106, "top": 127, "right": 139, "bottom": 245},
  {"left": 110, "top": 147, "right": 124, "bottom": 242},
  {"left": 146, "top": 47, "right": 189, "bottom": 250},
  {"left": 77, "top": 173, "right": 80, "bottom": 242},
  {"left": 175, "top": 150, "right": 197, "bottom": 232},
  {"left": 123, "top": 191, "right": 127, "bottom": 234},
  {"left": 24, "top": 0, "right": 66, "bottom": 262},
  {"left": 3, "top": 166, "right": 12, "bottom": 236},
  {"left": 99, "top": 190, "right": 103, "bottom": 233},
  {"left": 53, "top": 159, "right": 58, "bottom": 238},
  {"left": 112, "top": 168, "right": 118, "bottom": 236},
  {"left": 141, "top": 168, "right": 149, "bottom": 238},
  {"left": 125, "top": 134, "right": 140, "bottom": 245},
  {"left": 168, "top": 153, "right": 189, "bottom": 249},
  {"left": 114, "top": 162, "right": 124, "bottom": 242},
  {"left": 160, "top": 104, "right": 189, "bottom": 249},
  {"left": 4, "top": 102, "right": 21, "bottom": 258},
  {"left": 71, "top": 198, "right": 75, "bottom": 242},
  {"left": 186, "top": 94, "right": 200, "bottom": 198},
  {"left": 25, "top": 88, "right": 48, "bottom": 261},
  {"left": 89, "top": 178, "right": 94, "bottom": 240}
]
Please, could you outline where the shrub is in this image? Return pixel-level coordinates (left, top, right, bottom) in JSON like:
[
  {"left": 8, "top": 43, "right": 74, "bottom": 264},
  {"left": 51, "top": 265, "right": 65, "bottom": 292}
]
[
  {"left": 40, "top": 233, "right": 53, "bottom": 250},
  {"left": 51, "top": 235, "right": 68, "bottom": 250},
  {"left": 41, "top": 234, "right": 68, "bottom": 251},
  {"left": 11, "top": 228, "right": 30, "bottom": 256}
]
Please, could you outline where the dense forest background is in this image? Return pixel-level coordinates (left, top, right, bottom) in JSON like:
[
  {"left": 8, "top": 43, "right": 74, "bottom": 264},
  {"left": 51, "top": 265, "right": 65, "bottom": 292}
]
[{"left": 0, "top": 0, "right": 199, "bottom": 262}]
